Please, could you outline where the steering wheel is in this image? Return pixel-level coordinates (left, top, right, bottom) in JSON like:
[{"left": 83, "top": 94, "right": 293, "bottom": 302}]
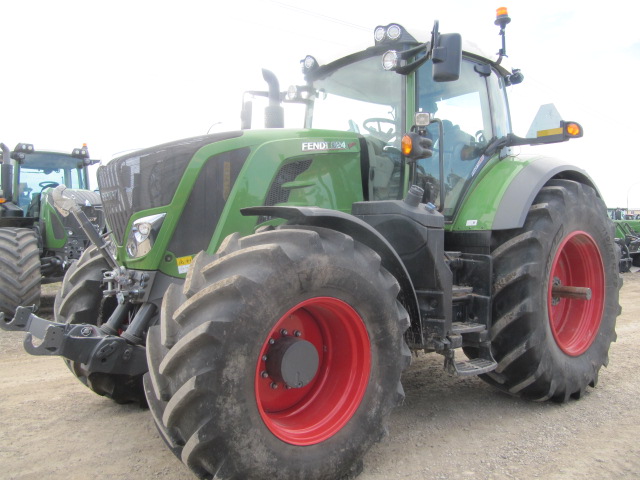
[
  {"left": 39, "top": 181, "right": 59, "bottom": 189},
  {"left": 363, "top": 118, "right": 396, "bottom": 142}
]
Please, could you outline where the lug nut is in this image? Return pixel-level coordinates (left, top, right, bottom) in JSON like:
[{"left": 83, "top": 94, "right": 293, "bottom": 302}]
[
  {"left": 270, "top": 382, "right": 278, "bottom": 390},
  {"left": 262, "top": 355, "right": 268, "bottom": 361},
  {"left": 280, "top": 329, "right": 288, "bottom": 336},
  {"left": 294, "top": 330, "right": 302, "bottom": 337},
  {"left": 269, "top": 338, "right": 275, "bottom": 345},
  {"left": 261, "top": 371, "right": 269, "bottom": 378}
]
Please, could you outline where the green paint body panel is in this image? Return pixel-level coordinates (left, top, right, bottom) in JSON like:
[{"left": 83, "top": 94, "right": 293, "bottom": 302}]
[
  {"left": 614, "top": 220, "right": 640, "bottom": 239},
  {"left": 40, "top": 198, "right": 67, "bottom": 249},
  {"left": 447, "top": 153, "right": 533, "bottom": 231},
  {"left": 115, "top": 129, "right": 365, "bottom": 277}
]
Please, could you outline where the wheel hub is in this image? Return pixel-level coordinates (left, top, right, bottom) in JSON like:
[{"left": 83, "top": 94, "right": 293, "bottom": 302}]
[
  {"left": 548, "top": 231, "right": 605, "bottom": 356},
  {"left": 265, "top": 336, "right": 319, "bottom": 389},
  {"left": 255, "top": 297, "right": 371, "bottom": 445}
]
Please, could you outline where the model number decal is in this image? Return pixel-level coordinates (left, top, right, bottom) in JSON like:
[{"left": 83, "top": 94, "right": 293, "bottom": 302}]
[{"left": 301, "top": 141, "right": 354, "bottom": 152}]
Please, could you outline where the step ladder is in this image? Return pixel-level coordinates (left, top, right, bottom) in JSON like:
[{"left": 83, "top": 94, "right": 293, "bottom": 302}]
[{"left": 443, "top": 322, "right": 497, "bottom": 376}]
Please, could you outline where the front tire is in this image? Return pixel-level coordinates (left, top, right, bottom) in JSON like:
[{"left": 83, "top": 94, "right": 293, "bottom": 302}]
[
  {"left": 482, "top": 179, "right": 620, "bottom": 402},
  {"left": 0, "top": 228, "right": 41, "bottom": 317},
  {"left": 55, "top": 245, "right": 145, "bottom": 404},
  {"left": 145, "top": 226, "right": 410, "bottom": 480}
]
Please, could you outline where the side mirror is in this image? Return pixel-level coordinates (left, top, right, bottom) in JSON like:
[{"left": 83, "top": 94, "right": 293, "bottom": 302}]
[{"left": 432, "top": 33, "right": 462, "bottom": 82}]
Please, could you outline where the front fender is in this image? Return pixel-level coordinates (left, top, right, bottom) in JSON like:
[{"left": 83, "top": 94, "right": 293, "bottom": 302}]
[{"left": 241, "top": 205, "right": 421, "bottom": 328}]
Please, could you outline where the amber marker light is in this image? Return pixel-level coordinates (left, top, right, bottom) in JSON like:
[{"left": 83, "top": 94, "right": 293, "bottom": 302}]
[
  {"left": 0, "top": 198, "right": 6, "bottom": 204},
  {"left": 566, "top": 123, "right": 581, "bottom": 136},
  {"left": 401, "top": 134, "right": 413, "bottom": 156},
  {"left": 495, "top": 7, "right": 511, "bottom": 28}
]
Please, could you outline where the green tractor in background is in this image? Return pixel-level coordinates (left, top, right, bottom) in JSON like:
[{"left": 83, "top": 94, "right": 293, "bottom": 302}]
[
  {"left": 607, "top": 208, "right": 640, "bottom": 271},
  {"left": 2, "top": 9, "right": 620, "bottom": 480},
  {"left": 0, "top": 143, "right": 104, "bottom": 316}
]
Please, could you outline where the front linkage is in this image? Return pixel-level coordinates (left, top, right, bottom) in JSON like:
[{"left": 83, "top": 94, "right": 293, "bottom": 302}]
[
  {"left": 0, "top": 305, "right": 147, "bottom": 377},
  {"left": 0, "top": 186, "right": 154, "bottom": 381}
]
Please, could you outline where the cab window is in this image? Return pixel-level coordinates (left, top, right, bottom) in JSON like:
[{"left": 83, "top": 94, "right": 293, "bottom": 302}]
[{"left": 414, "top": 58, "right": 498, "bottom": 218}]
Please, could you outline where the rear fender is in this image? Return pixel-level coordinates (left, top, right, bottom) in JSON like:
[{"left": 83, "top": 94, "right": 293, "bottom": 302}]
[{"left": 452, "top": 155, "right": 599, "bottom": 231}]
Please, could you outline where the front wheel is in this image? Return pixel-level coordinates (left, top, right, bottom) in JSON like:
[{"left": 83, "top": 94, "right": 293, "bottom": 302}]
[
  {"left": 144, "top": 226, "right": 410, "bottom": 480},
  {"left": 481, "top": 179, "right": 620, "bottom": 402},
  {"left": 55, "top": 245, "right": 145, "bottom": 404}
]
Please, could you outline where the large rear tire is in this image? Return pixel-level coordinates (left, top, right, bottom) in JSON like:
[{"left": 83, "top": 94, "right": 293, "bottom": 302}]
[
  {"left": 145, "top": 226, "right": 410, "bottom": 480},
  {"left": 55, "top": 245, "right": 145, "bottom": 404},
  {"left": 0, "top": 228, "right": 41, "bottom": 317},
  {"left": 480, "top": 179, "right": 620, "bottom": 401}
]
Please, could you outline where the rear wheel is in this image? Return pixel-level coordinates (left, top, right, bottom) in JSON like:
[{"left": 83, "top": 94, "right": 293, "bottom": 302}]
[
  {"left": 55, "top": 245, "right": 145, "bottom": 404},
  {"left": 144, "top": 226, "right": 410, "bottom": 480},
  {"left": 0, "top": 228, "right": 41, "bottom": 317},
  {"left": 481, "top": 180, "right": 620, "bottom": 401}
]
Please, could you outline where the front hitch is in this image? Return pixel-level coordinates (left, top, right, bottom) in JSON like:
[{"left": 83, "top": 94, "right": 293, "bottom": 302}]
[{"left": 0, "top": 306, "right": 147, "bottom": 376}]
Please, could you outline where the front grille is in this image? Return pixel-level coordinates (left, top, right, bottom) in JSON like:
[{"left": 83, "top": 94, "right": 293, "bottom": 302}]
[{"left": 98, "top": 132, "right": 242, "bottom": 244}]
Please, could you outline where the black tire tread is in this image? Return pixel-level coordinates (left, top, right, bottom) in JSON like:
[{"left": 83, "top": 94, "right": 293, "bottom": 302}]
[
  {"left": 0, "top": 228, "right": 41, "bottom": 316},
  {"left": 483, "top": 179, "right": 620, "bottom": 402},
  {"left": 54, "top": 245, "right": 145, "bottom": 404},
  {"left": 145, "top": 226, "right": 410, "bottom": 480}
]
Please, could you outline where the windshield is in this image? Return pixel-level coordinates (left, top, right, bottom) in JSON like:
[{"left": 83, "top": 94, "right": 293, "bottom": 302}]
[
  {"left": 307, "top": 53, "right": 404, "bottom": 200},
  {"left": 17, "top": 153, "right": 86, "bottom": 212},
  {"left": 308, "top": 53, "right": 403, "bottom": 137}
]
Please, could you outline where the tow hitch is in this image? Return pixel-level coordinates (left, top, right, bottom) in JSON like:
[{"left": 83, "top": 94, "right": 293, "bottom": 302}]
[{"left": 0, "top": 306, "right": 148, "bottom": 376}]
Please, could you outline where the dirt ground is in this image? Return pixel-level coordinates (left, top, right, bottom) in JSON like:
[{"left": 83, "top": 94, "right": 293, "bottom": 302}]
[{"left": 1, "top": 273, "right": 640, "bottom": 480}]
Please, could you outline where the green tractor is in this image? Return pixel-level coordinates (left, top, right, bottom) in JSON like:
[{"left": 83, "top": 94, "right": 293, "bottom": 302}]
[
  {"left": 614, "top": 221, "right": 640, "bottom": 272},
  {"left": 606, "top": 209, "right": 640, "bottom": 271},
  {"left": 2, "top": 9, "right": 620, "bottom": 480},
  {"left": 0, "top": 143, "right": 104, "bottom": 316}
]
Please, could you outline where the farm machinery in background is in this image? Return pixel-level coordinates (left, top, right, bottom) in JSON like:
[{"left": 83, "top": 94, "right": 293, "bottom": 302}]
[{"left": 0, "top": 143, "right": 104, "bottom": 316}]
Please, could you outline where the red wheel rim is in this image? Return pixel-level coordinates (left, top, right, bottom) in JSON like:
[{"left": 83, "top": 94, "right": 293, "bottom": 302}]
[
  {"left": 548, "top": 231, "right": 605, "bottom": 356},
  {"left": 255, "top": 297, "right": 371, "bottom": 445}
]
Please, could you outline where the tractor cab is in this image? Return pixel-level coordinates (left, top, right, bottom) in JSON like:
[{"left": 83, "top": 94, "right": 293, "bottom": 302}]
[
  {"left": 16, "top": 148, "right": 94, "bottom": 218},
  {"left": 5, "top": 143, "right": 95, "bottom": 217},
  {"left": 246, "top": 9, "right": 582, "bottom": 223}
]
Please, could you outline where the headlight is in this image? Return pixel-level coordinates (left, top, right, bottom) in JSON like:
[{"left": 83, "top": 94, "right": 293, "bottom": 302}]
[
  {"left": 382, "top": 50, "right": 399, "bottom": 71},
  {"left": 126, "top": 213, "right": 166, "bottom": 258}
]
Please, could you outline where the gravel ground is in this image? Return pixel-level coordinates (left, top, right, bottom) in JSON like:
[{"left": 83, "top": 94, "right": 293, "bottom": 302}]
[{"left": 1, "top": 273, "right": 639, "bottom": 480}]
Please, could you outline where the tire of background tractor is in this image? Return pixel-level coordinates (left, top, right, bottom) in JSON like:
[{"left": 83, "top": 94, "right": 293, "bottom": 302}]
[
  {"left": 0, "top": 228, "right": 41, "bottom": 317},
  {"left": 54, "top": 245, "right": 145, "bottom": 404},
  {"left": 476, "top": 179, "right": 620, "bottom": 402},
  {"left": 632, "top": 254, "right": 640, "bottom": 268},
  {"left": 144, "top": 226, "right": 411, "bottom": 480}
]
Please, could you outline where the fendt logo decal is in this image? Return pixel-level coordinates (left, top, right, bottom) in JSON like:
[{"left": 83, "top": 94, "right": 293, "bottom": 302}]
[{"left": 301, "top": 141, "right": 357, "bottom": 152}]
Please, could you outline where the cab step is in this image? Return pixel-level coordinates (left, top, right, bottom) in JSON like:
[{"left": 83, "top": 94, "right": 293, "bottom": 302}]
[
  {"left": 447, "top": 356, "right": 497, "bottom": 376},
  {"left": 451, "top": 321, "right": 485, "bottom": 334},
  {"left": 443, "top": 345, "right": 497, "bottom": 376}
]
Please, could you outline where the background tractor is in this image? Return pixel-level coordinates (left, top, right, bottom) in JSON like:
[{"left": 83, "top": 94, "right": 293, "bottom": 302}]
[
  {"left": 607, "top": 208, "right": 640, "bottom": 271},
  {"left": 1, "top": 8, "right": 620, "bottom": 480},
  {"left": 0, "top": 143, "right": 104, "bottom": 316}
]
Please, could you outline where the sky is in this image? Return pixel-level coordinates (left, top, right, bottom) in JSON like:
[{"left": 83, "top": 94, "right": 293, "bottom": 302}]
[{"left": 3, "top": 0, "right": 640, "bottom": 209}]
